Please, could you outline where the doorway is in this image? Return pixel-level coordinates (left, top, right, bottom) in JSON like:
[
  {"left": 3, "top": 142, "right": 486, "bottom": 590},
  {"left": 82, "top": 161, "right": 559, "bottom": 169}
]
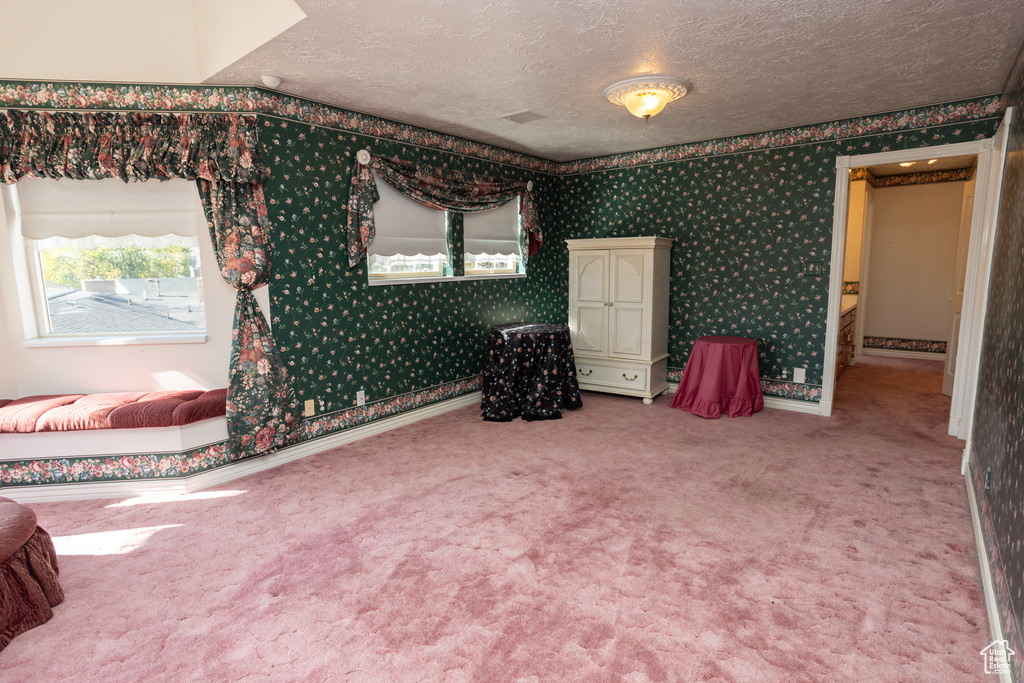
[
  {"left": 839, "top": 155, "right": 977, "bottom": 396},
  {"left": 820, "top": 114, "right": 1011, "bottom": 446}
]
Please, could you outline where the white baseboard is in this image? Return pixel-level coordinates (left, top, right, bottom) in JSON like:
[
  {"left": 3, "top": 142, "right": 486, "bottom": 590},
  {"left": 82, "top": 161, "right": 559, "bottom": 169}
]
[
  {"left": 861, "top": 348, "right": 947, "bottom": 361},
  {"left": 765, "top": 395, "right": 825, "bottom": 415},
  {"left": 1, "top": 392, "right": 481, "bottom": 503},
  {"left": 666, "top": 383, "right": 824, "bottom": 415},
  {"left": 965, "top": 468, "right": 1015, "bottom": 683},
  {"left": 949, "top": 416, "right": 962, "bottom": 439}
]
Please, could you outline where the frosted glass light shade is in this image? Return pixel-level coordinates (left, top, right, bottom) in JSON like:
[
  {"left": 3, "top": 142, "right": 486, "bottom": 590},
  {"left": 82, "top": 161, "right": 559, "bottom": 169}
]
[{"left": 604, "top": 76, "right": 688, "bottom": 120}]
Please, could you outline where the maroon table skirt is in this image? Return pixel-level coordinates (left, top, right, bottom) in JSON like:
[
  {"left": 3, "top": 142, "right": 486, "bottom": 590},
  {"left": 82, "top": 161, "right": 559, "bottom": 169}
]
[
  {"left": 672, "top": 336, "right": 764, "bottom": 418},
  {"left": 0, "top": 497, "right": 64, "bottom": 651}
]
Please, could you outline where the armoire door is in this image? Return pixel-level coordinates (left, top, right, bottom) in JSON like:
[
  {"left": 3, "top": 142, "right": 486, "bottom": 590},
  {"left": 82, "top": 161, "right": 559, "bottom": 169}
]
[
  {"left": 571, "top": 250, "right": 608, "bottom": 356},
  {"left": 608, "top": 250, "right": 647, "bottom": 359}
]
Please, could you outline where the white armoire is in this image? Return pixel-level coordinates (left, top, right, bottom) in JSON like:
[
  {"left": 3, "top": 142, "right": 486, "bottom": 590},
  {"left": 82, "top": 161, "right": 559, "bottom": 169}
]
[{"left": 566, "top": 236, "right": 673, "bottom": 404}]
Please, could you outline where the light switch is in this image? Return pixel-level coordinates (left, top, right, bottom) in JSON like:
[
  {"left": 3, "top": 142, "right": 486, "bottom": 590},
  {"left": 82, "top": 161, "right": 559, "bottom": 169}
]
[{"left": 793, "top": 368, "right": 806, "bottom": 384}]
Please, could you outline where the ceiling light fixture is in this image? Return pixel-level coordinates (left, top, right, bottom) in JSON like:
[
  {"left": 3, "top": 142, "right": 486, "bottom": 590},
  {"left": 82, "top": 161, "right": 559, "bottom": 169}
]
[
  {"left": 261, "top": 75, "right": 284, "bottom": 89},
  {"left": 604, "top": 76, "right": 688, "bottom": 121}
]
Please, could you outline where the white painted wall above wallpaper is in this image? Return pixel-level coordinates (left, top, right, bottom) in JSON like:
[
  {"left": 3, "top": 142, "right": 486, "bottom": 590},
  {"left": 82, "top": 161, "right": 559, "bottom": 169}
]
[
  {"left": 0, "top": 0, "right": 304, "bottom": 84},
  {"left": 863, "top": 181, "right": 966, "bottom": 343}
]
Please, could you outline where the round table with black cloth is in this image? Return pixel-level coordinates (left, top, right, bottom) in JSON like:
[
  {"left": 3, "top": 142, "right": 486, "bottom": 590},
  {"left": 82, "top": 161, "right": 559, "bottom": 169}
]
[{"left": 480, "top": 323, "right": 583, "bottom": 421}]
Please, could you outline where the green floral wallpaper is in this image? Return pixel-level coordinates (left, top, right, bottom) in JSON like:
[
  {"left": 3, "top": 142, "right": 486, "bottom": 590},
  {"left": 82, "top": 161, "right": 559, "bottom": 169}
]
[
  {"left": 0, "top": 80, "right": 1003, "bottom": 488},
  {"left": 969, "top": 40, "right": 1024, "bottom": 681},
  {"left": 261, "top": 121, "right": 563, "bottom": 413},
  {"left": 545, "top": 120, "right": 1000, "bottom": 400}
]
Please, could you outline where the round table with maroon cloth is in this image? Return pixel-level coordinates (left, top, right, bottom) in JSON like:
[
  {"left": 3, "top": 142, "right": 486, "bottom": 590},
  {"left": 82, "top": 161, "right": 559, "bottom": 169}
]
[{"left": 671, "top": 336, "right": 764, "bottom": 418}]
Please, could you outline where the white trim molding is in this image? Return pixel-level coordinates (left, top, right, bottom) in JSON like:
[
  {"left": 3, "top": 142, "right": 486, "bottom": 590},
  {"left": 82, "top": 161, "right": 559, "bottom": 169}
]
[
  {"left": 824, "top": 137, "right": 1003, "bottom": 439},
  {"left": 965, "top": 468, "right": 1015, "bottom": 683}
]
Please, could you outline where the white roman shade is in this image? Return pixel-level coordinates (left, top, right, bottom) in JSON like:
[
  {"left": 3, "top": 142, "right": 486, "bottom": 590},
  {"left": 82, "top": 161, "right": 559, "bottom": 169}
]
[
  {"left": 464, "top": 198, "right": 520, "bottom": 256},
  {"left": 368, "top": 171, "right": 448, "bottom": 257},
  {"left": 15, "top": 177, "right": 199, "bottom": 239}
]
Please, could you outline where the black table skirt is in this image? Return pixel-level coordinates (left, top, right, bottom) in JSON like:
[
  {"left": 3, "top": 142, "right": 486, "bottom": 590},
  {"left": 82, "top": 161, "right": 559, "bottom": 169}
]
[{"left": 481, "top": 322, "right": 583, "bottom": 422}]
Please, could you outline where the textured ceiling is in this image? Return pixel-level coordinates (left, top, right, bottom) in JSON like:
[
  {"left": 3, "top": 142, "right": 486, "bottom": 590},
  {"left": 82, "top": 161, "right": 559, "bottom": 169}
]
[{"left": 209, "top": 0, "right": 1024, "bottom": 162}]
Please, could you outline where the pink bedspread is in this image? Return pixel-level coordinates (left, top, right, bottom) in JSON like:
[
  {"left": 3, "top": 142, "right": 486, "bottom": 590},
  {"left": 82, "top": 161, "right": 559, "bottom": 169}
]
[{"left": 0, "top": 389, "right": 227, "bottom": 433}]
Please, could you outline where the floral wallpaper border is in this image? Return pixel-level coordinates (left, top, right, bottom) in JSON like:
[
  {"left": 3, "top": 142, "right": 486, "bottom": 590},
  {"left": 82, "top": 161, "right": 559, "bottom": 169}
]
[
  {"left": 559, "top": 97, "right": 1001, "bottom": 175},
  {"left": 0, "top": 81, "right": 1000, "bottom": 176},
  {"left": 862, "top": 337, "right": 947, "bottom": 354},
  {"left": 871, "top": 167, "right": 975, "bottom": 188},
  {"left": 0, "top": 80, "right": 559, "bottom": 175},
  {"left": 850, "top": 166, "right": 976, "bottom": 188},
  {"left": 667, "top": 368, "right": 823, "bottom": 402},
  {"left": 0, "top": 377, "right": 482, "bottom": 488}
]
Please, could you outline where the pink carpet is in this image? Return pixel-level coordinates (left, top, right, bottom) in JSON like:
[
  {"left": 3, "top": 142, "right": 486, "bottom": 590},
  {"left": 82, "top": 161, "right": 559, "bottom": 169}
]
[{"left": 0, "top": 357, "right": 989, "bottom": 681}]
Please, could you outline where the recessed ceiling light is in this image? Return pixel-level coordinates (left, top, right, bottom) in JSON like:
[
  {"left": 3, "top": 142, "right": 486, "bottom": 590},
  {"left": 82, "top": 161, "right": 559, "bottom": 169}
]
[{"left": 899, "top": 162, "right": 915, "bottom": 167}]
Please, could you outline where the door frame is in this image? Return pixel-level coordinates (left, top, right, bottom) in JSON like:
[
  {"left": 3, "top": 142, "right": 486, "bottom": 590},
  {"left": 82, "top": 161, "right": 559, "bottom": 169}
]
[{"left": 821, "top": 118, "right": 1009, "bottom": 438}]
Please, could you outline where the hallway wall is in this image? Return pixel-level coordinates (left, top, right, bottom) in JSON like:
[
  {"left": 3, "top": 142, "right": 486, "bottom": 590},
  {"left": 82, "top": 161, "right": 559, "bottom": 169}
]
[{"left": 970, "top": 36, "right": 1024, "bottom": 683}]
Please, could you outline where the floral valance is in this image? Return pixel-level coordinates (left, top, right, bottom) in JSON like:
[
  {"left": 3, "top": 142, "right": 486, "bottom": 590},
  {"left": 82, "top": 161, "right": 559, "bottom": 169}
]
[
  {"left": 346, "top": 150, "right": 541, "bottom": 268},
  {"left": 0, "top": 108, "right": 299, "bottom": 459},
  {"left": 0, "top": 110, "right": 269, "bottom": 185}
]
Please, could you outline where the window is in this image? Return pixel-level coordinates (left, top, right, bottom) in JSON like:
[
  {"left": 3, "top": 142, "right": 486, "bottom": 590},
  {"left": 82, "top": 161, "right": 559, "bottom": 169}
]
[
  {"left": 13, "top": 177, "right": 206, "bottom": 339},
  {"left": 367, "top": 171, "right": 449, "bottom": 280},
  {"left": 463, "top": 198, "right": 523, "bottom": 276}
]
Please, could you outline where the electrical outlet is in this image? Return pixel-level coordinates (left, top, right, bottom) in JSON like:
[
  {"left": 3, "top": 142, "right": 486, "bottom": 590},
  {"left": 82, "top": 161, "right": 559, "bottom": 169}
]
[
  {"left": 303, "top": 399, "right": 315, "bottom": 417},
  {"left": 356, "top": 390, "right": 365, "bottom": 407},
  {"left": 793, "top": 367, "right": 806, "bottom": 383}
]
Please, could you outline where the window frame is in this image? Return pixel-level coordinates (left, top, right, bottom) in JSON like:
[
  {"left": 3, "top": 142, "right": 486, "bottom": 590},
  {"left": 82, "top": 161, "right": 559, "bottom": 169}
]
[
  {"left": 367, "top": 192, "right": 527, "bottom": 287},
  {"left": 6, "top": 179, "right": 212, "bottom": 347},
  {"left": 365, "top": 171, "right": 451, "bottom": 283}
]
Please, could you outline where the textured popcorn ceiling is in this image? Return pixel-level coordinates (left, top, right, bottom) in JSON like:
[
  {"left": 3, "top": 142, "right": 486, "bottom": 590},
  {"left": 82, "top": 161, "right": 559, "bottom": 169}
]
[{"left": 209, "top": 0, "right": 1024, "bottom": 162}]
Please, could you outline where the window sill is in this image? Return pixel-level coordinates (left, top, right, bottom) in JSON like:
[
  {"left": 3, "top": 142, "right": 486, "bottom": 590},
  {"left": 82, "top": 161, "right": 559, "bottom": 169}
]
[
  {"left": 368, "top": 273, "right": 527, "bottom": 287},
  {"left": 23, "top": 333, "right": 208, "bottom": 348}
]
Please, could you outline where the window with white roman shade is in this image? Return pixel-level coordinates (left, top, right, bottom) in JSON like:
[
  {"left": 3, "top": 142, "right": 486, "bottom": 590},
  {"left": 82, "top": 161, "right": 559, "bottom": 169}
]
[
  {"left": 16, "top": 177, "right": 199, "bottom": 239},
  {"left": 367, "top": 171, "right": 449, "bottom": 279},
  {"left": 12, "top": 177, "right": 208, "bottom": 339},
  {"left": 463, "top": 197, "right": 522, "bottom": 275}
]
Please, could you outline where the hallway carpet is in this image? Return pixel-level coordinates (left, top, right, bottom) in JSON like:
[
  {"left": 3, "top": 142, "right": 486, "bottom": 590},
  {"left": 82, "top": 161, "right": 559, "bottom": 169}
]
[{"left": 0, "top": 357, "right": 988, "bottom": 681}]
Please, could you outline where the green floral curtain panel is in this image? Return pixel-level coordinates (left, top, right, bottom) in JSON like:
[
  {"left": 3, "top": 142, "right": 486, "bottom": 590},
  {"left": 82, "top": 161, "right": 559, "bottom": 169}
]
[
  {"left": 0, "top": 109, "right": 300, "bottom": 456},
  {"left": 346, "top": 150, "right": 541, "bottom": 268}
]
